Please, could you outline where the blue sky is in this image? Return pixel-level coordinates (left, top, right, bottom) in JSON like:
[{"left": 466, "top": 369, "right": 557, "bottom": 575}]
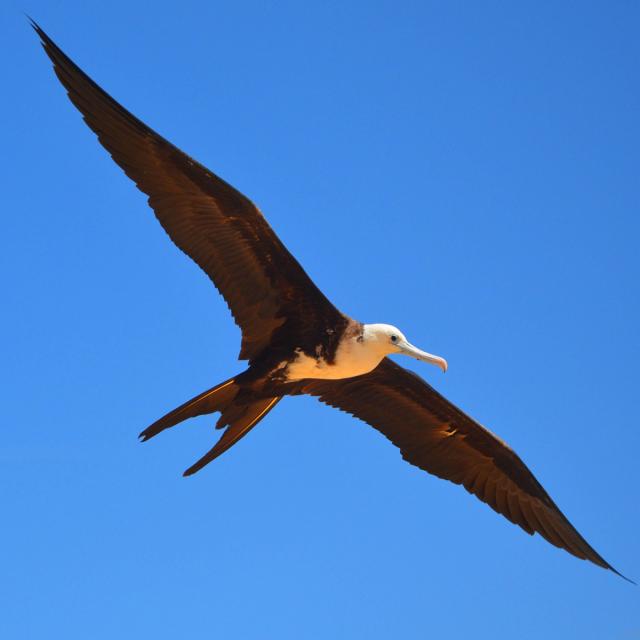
[{"left": 2, "top": 1, "right": 638, "bottom": 638}]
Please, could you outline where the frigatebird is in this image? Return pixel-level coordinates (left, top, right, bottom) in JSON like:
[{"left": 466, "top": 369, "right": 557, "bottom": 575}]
[{"left": 33, "top": 21, "right": 630, "bottom": 581}]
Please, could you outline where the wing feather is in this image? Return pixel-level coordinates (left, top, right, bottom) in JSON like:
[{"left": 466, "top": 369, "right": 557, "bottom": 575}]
[
  {"left": 301, "top": 358, "right": 629, "bottom": 579},
  {"left": 34, "top": 22, "right": 346, "bottom": 361}
]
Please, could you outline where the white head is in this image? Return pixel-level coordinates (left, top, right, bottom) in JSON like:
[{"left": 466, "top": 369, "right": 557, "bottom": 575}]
[{"left": 362, "top": 323, "right": 448, "bottom": 372}]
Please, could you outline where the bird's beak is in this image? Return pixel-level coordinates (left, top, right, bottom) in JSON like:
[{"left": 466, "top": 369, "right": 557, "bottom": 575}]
[{"left": 397, "top": 341, "right": 448, "bottom": 373}]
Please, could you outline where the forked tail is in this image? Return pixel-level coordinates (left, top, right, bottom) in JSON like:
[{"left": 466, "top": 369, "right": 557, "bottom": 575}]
[
  {"left": 139, "top": 376, "right": 281, "bottom": 475},
  {"left": 183, "top": 395, "right": 280, "bottom": 476},
  {"left": 139, "top": 376, "right": 239, "bottom": 442}
]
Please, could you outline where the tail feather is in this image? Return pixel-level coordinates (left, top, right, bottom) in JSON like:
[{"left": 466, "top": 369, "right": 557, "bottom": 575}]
[
  {"left": 139, "top": 377, "right": 238, "bottom": 442},
  {"left": 183, "top": 396, "right": 281, "bottom": 476}
]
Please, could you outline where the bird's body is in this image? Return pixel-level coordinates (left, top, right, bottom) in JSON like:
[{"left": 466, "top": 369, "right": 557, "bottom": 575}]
[
  {"left": 285, "top": 323, "right": 424, "bottom": 381},
  {"left": 33, "top": 20, "right": 630, "bottom": 581},
  {"left": 284, "top": 324, "right": 370, "bottom": 381}
]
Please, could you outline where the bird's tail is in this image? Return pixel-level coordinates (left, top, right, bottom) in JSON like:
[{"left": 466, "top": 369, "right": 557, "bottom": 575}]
[
  {"left": 183, "top": 395, "right": 281, "bottom": 476},
  {"left": 139, "top": 376, "right": 281, "bottom": 476},
  {"left": 139, "top": 376, "right": 240, "bottom": 442}
]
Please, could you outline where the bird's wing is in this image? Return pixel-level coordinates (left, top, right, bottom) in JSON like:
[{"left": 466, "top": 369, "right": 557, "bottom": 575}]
[
  {"left": 33, "top": 22, "right": 346, "bottom": 362},
  {"left": 301, "top": 357, "right": 627, "bottom": 579}
]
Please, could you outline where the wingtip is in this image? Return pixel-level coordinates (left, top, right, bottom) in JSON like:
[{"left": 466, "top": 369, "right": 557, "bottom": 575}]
[
  {"left": 599, "top": 557, "right": 636, "bottom": 585},
  {"left": 26, "top": 15, "right": 43, "bottom": 35},
  {"left": 611, "top": 567, "right": 636, "bottom": 585},
  {"left": 28, "top": 17, "right": 54, "bottom": 54},
  {"left": 28, "top": 18, "right": 60, "bottom": 54}
]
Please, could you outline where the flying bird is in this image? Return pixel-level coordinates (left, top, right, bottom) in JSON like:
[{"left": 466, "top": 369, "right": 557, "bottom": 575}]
[{"left": 33, "top": 21, "right": 630, "bottom": 581}]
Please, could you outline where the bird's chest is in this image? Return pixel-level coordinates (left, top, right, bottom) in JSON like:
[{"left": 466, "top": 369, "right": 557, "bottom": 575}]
[{"left": 284, "top": 338, "right": 382, "bottom": 381}]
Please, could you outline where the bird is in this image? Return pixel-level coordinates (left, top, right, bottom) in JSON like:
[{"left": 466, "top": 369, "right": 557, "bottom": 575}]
[{"left": 32, "top": 20, "right": 631, "bottom": 582}]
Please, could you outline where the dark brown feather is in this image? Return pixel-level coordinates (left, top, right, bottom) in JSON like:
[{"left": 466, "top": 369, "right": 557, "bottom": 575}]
[
  {"left": 139, "top": 376, "right": 239, "bottom": 442},
  {"left": 33, "top": 22, "right": 347, "bottom": 363},
  {"left": 301, "top": 358, "right": 628, "bottom": 580},
  {"left": 183, "top": 396, "right": 281, "bottom": 476}
]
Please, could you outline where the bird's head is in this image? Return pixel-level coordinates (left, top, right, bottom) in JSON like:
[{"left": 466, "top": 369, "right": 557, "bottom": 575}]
[{"left": 363, "top": 323, "right": 448, "bottom": 373}]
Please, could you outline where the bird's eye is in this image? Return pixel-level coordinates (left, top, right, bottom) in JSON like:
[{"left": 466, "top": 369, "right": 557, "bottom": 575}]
[{"left": 391, "top": 335, "right": 398, "bottom": 343}]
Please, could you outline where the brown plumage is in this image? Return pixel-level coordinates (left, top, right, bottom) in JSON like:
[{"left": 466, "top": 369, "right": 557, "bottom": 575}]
[
  {"left": 33, "top": 20, "right": 630, "bottom": 581},
  {"left": 33, "top": 21, "right": 346, "bottom": 365},
  {"left": 301, "top": 359, "right": 619, "bottom": 572}
]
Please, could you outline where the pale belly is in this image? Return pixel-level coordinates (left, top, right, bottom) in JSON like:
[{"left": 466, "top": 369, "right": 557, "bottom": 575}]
[{"left": 285, "top": 341, "right": 384, "bottom": 381}]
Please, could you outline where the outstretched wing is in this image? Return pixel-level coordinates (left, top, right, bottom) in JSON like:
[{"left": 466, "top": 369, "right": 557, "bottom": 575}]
[
  {"left": 33, "top": 22, "right": 347, "bottom": 362},
  {"left": 301, "top": 358, "right": 629, "bottom": 580}
]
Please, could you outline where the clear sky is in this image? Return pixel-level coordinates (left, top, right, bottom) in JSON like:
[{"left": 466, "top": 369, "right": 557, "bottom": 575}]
[{"left": 2, "top": 1, "right": 638, "bottom": 638}]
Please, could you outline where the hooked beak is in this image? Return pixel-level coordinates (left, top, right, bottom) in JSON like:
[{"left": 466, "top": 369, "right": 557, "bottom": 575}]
[{"left": 397, "top": 341, "right": 448, "bottom": 373}]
